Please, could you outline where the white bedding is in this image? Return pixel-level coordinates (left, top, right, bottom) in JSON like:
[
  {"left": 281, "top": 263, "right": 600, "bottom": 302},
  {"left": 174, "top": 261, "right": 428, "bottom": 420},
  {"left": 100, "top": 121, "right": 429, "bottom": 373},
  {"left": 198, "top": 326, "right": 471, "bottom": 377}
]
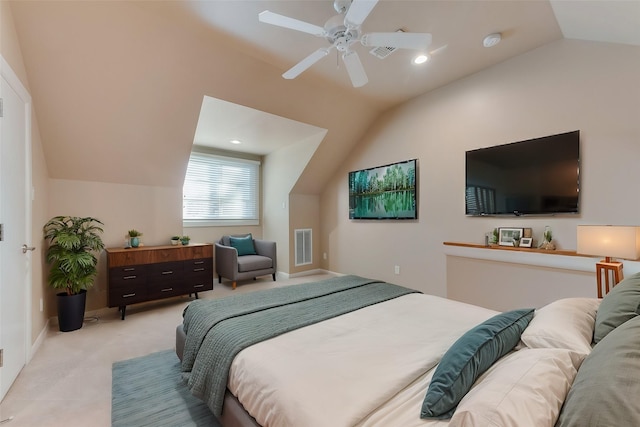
[{"left": 228, "top": 293, "right": 498, "bottom": 427}]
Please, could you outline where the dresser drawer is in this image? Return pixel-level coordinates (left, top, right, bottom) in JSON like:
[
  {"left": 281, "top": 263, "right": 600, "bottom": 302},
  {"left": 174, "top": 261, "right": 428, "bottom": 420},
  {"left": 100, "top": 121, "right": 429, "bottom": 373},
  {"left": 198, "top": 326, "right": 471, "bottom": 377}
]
[
  {"left": 148, "top": 261, "right": 184, "bottom": 283},
  {"left": 184, "top": 258, "right": 213, "bottom": 275},
  {"left": 108, "top": 287, "right": 148, "bottom": 307},
  {"left": 182, "top": 245, "right": 213, "bottom": 260},
  {"left": 109, "top": 265, "right": 148, "bottom": 288},
  {"left": 146, "top": 282, "right": 183, "bottom": 300},
  {"left": 107, "top": 250, "right": 153, "bottom": 267},
  {"left": 181, "top": 279, "right": 213, "bottom": 294}
]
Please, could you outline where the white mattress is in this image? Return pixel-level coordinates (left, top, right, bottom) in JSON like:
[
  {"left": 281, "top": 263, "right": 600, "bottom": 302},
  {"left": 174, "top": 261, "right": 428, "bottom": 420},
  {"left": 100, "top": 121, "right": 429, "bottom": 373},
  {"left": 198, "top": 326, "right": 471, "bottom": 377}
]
[{"left": 228, "top": 293, "right": 498, "bottom": 427}]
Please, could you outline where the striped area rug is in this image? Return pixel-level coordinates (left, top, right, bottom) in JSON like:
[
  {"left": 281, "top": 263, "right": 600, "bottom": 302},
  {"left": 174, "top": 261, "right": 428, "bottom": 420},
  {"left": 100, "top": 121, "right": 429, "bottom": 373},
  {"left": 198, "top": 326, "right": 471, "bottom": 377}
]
[{"left": 112, "top": 349, "right": 221, "bottom": 427}]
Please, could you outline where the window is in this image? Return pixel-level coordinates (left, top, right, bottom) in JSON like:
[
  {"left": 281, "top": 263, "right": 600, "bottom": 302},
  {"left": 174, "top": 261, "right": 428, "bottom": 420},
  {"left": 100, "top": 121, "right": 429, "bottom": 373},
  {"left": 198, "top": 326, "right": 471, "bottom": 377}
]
[{"left": 183, "top": 152, "right": 260, "bottom": 226}]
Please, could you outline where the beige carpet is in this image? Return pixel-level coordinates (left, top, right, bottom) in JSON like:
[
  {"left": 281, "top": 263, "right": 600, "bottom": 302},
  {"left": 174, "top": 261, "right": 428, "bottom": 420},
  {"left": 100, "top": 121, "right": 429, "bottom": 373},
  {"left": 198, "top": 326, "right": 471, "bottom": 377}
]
[{"left": 0, "top": 273, "right": 334, "bottom": 427}]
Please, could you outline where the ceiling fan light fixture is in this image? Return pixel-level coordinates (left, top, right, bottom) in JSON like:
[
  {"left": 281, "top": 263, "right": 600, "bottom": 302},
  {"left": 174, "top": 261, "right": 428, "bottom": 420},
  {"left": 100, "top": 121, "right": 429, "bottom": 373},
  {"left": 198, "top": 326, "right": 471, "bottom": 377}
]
[
  {"left": 333, "top": 0, "right": 351, "bottom": 14},
  {"left": 259, "top": 0, "right": 432, "bottom": 87},
  {"left": 413, "top": 54, "right": 429, "bottom": 64},
  {"left": 483, "top": 32, "right": 502, "bottom": 48}
]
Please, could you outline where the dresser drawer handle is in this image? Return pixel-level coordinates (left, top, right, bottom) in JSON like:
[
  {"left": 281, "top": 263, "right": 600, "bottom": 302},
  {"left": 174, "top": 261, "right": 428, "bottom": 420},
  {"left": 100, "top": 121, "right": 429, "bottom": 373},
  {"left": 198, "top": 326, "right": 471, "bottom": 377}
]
[
  {"left": 194, "top": 261, "right": 204, "bottom": 265},
  {"left": 193, "top": 268, "right": 205, "bottom": 272},
  {"left": 161, "top": 271, "right": 173, "bottom": 275},
  {"left": 123, "top": 275, "right": 137, "bottom": 280},
  {"left": 194, "top": 284, "right": 204, "bottom": 288},
  {"left": 122, "top": 293, "right": 136, "bottom": 298},
  {"left": 161, "top": 287, "right": 173, "bottom": 292},
  {"left": 123, "top": 268, "right": 136, "bottom": 272}
]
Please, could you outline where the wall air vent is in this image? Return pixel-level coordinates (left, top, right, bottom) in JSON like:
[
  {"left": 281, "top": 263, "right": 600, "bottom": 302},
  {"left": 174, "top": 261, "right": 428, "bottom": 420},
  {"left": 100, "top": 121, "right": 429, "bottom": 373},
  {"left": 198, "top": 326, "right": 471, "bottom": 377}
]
[
  {"left": 369, "top": 29, "right": 404, "bottom": 59},
  {"left": 295, "top": 229, "right": 312, "bottom": 266}
]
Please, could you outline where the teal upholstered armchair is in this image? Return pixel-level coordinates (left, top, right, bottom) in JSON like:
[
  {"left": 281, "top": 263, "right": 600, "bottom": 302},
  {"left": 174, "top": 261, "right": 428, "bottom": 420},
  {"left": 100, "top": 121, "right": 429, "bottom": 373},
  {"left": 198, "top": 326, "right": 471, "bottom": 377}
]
[{"left": 215, "top": 234, "right": 277, "bottom": 290}]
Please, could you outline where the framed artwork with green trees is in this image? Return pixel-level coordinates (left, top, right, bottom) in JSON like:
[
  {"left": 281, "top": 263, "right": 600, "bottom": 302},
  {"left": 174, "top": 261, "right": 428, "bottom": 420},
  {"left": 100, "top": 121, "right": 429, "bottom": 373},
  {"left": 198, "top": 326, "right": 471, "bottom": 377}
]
[{"left": 348, "top": 159, "right": 417, "bottom": 220}]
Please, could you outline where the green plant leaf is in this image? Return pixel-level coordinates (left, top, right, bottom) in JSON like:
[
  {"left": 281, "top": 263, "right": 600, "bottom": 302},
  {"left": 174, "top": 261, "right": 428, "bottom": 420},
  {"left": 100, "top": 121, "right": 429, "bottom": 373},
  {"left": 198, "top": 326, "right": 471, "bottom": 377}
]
[{"left": 43, "top": 216, "right": 105, "bottom": 295}]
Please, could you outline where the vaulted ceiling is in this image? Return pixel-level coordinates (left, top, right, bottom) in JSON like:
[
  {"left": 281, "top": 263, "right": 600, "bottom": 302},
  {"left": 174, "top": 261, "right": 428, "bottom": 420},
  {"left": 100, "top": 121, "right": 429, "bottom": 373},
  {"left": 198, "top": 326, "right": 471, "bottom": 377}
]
[{"left": 9, "top": 1, "right": 640, "bottom": 193}]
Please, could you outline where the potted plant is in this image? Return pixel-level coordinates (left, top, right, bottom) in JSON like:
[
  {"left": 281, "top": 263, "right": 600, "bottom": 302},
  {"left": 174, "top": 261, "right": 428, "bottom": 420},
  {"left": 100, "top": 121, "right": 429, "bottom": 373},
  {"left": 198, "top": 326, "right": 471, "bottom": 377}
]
[
  {"left": 128, "top": 229, "right": 143, "bottom": 248},
  {"left": 180, "top": 235, "right": 191, "bottom": 245},
  {"left": 43, "top": 216, "right": 105, "bottom": 332},
  {"left": 171, "top": 235, "right": 181, "bottom": 246},
  {"left": 539, "top": 226, "right": 556, "bottom": 250},
  {"left": 489, "top": 228, "right": 499, "bottom": 245}
]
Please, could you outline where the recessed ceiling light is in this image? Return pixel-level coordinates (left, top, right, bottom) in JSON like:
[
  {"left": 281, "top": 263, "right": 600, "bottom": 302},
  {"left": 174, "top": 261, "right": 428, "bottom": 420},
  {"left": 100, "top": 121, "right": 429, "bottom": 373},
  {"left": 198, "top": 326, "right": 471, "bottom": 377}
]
[
  {"left": 483, "top": 33, "right": 502, "bottom": 48},
  {"left": 230, "top": 139, "right": 242, "bottom": 145},
  {"left": 413, "top": 54, "right": 429, "bottom": 65}
]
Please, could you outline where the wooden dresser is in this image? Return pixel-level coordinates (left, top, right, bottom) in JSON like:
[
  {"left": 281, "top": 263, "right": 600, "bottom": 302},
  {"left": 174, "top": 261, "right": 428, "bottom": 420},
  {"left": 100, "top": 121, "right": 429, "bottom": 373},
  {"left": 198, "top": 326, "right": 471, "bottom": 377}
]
[{"left": 106, "top": 243, "right": 213, "bottom": 319}]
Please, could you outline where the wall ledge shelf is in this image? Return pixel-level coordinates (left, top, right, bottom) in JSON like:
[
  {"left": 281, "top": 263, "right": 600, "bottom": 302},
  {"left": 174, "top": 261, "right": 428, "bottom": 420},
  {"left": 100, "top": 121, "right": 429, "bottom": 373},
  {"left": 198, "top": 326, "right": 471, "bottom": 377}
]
[
  {"left": 443, "top": 241, "right": 640, "bottom": 275},
  {"left": 444, "top": 242, "right": 579, "bottom": 257}
]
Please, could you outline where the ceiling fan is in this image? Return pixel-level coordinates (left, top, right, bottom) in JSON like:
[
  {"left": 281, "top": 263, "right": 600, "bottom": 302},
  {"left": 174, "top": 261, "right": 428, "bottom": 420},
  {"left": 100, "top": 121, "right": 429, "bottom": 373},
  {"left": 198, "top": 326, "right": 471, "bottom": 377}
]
[{"left": 259, "top": 0, "right": 432, "bottom": 87}]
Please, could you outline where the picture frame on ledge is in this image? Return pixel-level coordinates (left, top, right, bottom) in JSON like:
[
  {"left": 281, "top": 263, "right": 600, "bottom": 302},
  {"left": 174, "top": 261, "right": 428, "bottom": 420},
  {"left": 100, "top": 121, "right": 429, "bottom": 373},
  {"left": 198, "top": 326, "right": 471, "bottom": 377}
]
[
  {"left": 498, "top": 227, "right": 524, "bottom": 246},
  {"left": 520, "top": 237, "right": 533, "bottom": 248}
]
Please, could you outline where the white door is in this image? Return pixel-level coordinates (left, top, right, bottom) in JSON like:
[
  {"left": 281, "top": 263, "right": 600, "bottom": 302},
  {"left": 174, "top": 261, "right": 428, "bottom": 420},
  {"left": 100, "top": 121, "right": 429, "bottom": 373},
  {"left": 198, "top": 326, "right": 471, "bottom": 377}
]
[{"left": 0, "top": 56, "right": 32, "bottom": 401}]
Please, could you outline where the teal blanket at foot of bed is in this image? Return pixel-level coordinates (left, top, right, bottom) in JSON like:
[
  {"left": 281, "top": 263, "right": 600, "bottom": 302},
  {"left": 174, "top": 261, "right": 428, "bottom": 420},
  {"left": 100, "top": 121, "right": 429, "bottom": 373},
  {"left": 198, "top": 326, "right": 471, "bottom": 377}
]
[{"left": 181, "top": 275, "right": 419, "bottom": 416}]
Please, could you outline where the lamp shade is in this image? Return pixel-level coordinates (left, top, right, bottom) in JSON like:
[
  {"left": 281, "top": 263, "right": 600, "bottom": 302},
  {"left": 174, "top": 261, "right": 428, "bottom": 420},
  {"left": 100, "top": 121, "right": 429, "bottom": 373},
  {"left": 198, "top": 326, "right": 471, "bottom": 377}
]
[{"left": 577, "top": 225, "right": 640, "bottom": 260}]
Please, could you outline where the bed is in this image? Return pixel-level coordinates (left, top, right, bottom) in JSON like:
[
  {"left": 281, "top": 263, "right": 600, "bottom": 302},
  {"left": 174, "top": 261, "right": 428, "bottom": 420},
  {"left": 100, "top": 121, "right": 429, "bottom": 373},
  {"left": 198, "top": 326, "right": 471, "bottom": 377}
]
[{"left": 176, "top": 273, "right": 640, "bottom": 427}]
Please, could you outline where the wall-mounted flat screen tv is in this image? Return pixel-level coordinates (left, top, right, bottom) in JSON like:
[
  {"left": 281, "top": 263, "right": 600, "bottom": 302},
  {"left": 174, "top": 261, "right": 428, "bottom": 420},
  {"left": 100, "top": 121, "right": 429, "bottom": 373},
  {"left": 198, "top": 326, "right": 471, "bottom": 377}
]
[
  {"left": 349, "top": 159, "right": 417, "bottom": 220},
  {"left": 466, "top": 130, "right": 580, "bottom": 216}
]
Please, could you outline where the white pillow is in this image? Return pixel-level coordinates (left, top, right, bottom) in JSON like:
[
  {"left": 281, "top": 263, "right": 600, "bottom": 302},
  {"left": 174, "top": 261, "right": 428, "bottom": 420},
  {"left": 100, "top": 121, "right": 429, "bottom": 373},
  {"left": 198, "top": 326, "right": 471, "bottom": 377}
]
[
  {"left": 449, "top": 348, "right": 585, "bottom": 427},
  {"left": 520, "top": 298, "right": 600, "bottom": 355}
]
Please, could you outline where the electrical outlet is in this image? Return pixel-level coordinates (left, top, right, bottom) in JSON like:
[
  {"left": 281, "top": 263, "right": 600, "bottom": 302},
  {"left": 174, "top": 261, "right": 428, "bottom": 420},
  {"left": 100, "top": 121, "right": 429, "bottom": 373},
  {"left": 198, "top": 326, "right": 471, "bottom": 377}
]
[
  {"left": 394, "top": 265, "right": 400, "bottom": 275},
  {"left": 323, "top": 252, "right": 327, "bottom": 260},
  {"left": 39, "top": 298, "right": 43, "bottom": 312}
]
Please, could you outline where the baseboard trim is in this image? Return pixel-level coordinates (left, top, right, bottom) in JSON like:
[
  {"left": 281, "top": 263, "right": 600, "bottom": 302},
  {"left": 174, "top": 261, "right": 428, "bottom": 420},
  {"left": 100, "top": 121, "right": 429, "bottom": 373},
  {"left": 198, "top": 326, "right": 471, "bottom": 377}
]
[
  {"left": 286, "top": 269, "right": 340, "bottom": 279},
  {"left": 28, "top": 318, "right": 50, "bottom": 363},
  {"left": 48, "top": 305, "right": 117, "bottom": 329}
]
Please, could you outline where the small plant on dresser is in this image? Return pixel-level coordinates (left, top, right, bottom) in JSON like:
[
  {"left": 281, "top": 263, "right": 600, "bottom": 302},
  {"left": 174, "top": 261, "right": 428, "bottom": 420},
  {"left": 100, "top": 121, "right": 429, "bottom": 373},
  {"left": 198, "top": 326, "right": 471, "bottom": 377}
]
[{"left": 127, "top": 229, "right": 143, "bottom": 248}]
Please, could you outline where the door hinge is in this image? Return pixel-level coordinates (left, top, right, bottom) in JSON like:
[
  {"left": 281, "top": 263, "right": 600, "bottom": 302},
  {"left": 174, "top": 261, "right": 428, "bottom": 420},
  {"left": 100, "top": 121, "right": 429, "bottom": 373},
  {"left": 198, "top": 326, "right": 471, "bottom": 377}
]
[
  {"left": 0, "top": 224, "right": 3, "bottom": 241},
  {"left": 0, "top": 348, "right": 3, "bottom": 367}
]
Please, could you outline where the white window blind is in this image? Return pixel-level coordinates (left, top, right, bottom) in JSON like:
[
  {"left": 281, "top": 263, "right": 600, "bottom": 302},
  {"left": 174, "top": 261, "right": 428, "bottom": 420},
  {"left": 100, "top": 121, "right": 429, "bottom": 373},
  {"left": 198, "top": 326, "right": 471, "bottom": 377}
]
[{"left": 183, "top": 152, "right": 260, "bottom": 226}]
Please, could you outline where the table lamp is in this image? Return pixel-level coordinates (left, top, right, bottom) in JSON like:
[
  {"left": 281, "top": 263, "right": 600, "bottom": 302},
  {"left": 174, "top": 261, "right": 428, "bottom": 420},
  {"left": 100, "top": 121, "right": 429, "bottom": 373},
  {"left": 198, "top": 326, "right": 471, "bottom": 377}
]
[{"left": 577, "top": 225, "right": 640, "bottom": 297}]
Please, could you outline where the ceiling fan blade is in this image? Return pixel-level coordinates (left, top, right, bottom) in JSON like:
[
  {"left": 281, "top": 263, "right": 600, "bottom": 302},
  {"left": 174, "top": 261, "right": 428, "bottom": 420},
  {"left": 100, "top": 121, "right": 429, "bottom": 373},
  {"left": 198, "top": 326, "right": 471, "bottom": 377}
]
[
  {"left": 344, "top": 0, "right": 379, "bottom": 28},
  {"left": 259, "top": 10, "right": 325, "bottom": 36},
  {"left": 283, "top": 48, "right": 331, "bottom": 79},
  {"left": 342, "top": 51, "right": 368, "bottom": 87},
  {"left": 361, "top": 32, "right": 433, "bottom": 50}
]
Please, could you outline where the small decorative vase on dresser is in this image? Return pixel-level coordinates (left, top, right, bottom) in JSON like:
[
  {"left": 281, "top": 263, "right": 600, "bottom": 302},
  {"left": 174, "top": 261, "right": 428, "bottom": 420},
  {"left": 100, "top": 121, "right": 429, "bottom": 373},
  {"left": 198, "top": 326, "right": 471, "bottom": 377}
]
[{"left": 127, "top": 229, "right": 143, "bottom": 248}]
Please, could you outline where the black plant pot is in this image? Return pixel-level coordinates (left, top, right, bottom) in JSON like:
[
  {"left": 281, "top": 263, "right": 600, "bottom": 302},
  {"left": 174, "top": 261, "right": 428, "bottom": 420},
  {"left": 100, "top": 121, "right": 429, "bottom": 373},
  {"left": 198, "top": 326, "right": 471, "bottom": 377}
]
[{"left": 57, "top": 290, "right": 87, "bottom": 332}]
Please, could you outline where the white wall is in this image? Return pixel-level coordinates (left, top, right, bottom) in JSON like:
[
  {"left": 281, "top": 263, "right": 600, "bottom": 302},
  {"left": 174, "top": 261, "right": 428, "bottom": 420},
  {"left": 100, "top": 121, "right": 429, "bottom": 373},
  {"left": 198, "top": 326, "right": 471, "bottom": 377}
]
[
  {"left": 47, "top": 179, "right": 183, "bottom": 311},
  {"left": 263, "top": 132, "right": 324, "bottom": 274},
  {"left": 320, "top": 39, "right": 640, "bottom": 305}
]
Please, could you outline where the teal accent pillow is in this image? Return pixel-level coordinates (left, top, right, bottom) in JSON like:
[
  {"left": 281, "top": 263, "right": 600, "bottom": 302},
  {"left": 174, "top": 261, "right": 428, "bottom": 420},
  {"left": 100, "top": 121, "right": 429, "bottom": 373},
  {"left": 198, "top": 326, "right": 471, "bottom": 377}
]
[
  {"left": 229, "top": 235, "right": 256, "bottom": 256},
  {"left": 557, "top": 315, "right": 640, "bottom": 426},
  {"left": 593, "top": 271, "right": 640, "bottom": 343},
  {"left": 420, "top": 308, "right": 535, "bottom": 419}
]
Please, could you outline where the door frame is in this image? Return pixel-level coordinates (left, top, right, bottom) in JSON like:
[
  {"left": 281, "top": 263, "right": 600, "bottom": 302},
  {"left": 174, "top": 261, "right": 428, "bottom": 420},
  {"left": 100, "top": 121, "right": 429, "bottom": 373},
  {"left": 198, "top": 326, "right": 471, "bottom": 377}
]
[{"left": 0, "top": 54, "right": 33, "bottom": 370}]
